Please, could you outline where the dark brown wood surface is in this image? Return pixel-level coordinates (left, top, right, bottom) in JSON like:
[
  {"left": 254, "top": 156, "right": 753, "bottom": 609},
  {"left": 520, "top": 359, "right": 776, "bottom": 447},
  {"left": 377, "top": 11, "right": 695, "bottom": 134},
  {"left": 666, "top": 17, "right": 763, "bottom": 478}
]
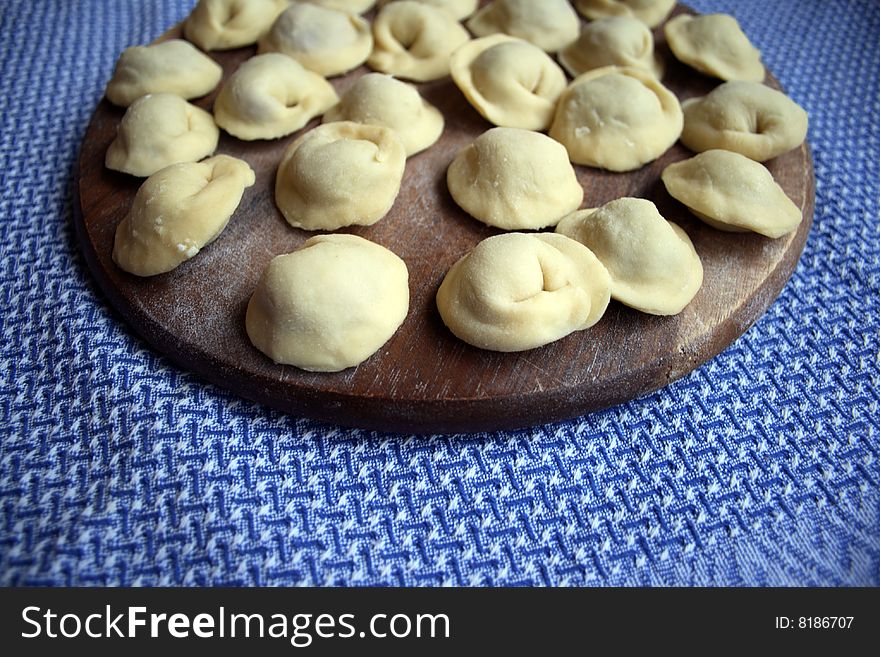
[{"left": 73, "top": 4, "right": 815, "bottom": 433}]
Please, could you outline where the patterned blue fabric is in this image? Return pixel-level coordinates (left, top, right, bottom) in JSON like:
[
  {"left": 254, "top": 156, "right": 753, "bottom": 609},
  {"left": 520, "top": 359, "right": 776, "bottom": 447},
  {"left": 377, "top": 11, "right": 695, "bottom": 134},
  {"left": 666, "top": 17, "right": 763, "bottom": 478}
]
[{"left": 0, "top": 0, "right": 878, "bottom": 586}]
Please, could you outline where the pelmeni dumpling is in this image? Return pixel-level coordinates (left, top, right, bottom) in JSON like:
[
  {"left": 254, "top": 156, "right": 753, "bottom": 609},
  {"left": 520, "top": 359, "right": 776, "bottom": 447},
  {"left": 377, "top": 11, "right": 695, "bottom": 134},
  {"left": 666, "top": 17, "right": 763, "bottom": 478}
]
[
  {"left": 368, "top": 1, "right": 470, "bottom": 81},
  {"left": 558, "top": 17, "right": 664, "bottom": 79},
  {"left": 556, "top": 198, "right": 703, "bottom": 315},
  {"left": 322, "top": 73, "right": 443, "bottom": 156},
  {"left": 275, "top": 121, "right": 406, "bottom": 230},
  {"left": 661, "top": 149, "right": 802, "bottom": 238},
  {"left": 105, "top": 40, "right": 222, "bottom": 107},
  {"left": 377, "top": 0, "right": 477, "bottom": 20},
  {"left": 549, "top": 66, "right": 683, "bottom": 171},
  {"left": 574, "top": 0, "right": 675, "bottom": 28},
  {"left": 246, "top": 234, "right": 409, "bottom": 372},
  {"left": 258, "top": 3, "right": 373, "bottom": 77},
  {"left": 213, "top": 54, "right": 338, "bottom": 141},
  {"left": 446, "top": 127, "right": 584, "bottom": 230},
  {"left": 665, "top": 14, "right": 764, "bottom": 82},
  {"left": 436, "top": 233, "right": 611, "bottom": 352},
  {"left": 301, "top": 0, "right": 377, "bottom": 13},
  {"left": 184, "top": 0, "right": 289, "bottom": 51},
  {"left": 113, "top": 155, "right": 255, "bottom": 276},
  {"left": 467, "top": 0, "right": 580, "bottom": 53},
  {"left": 105, "top": 93, "right": 219, "bottom": 177},
  {"left": 450, "top": 35, "right": 567, "bottom": 131},
  {"left": 681, "top": 81, "right": 808, "bottom": 162}
]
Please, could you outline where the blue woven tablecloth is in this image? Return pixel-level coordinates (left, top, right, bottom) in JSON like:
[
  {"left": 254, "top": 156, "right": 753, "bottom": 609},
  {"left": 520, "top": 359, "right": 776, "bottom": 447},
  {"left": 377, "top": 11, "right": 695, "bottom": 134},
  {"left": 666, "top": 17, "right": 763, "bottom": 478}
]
[{"left": 1, "top": 0, "right": 877, "bottom": 586}]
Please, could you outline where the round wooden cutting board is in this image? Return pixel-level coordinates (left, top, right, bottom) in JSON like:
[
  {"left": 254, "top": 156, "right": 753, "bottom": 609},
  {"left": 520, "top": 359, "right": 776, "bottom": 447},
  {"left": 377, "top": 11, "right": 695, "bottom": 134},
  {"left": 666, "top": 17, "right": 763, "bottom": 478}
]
[{"left": 74, "top": 4, "right": 814, "bottom": 433}]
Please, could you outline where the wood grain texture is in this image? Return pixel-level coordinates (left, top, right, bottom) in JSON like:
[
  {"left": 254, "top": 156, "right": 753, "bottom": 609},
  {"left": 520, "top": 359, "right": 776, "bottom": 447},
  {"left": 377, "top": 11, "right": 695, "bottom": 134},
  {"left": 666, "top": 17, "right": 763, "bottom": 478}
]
[{"left": 73, "top": 4, "right": 815, "bottom": 433}]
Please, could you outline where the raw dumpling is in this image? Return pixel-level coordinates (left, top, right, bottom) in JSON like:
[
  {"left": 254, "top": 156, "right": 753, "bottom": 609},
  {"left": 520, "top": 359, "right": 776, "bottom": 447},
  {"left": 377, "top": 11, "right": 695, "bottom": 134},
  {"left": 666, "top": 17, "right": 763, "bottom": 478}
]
[
  {"left": 275, "top": 120, "right": 406, "bottom": 230},
  {"left": 213, "top": 54, "right": 338, "bottom": 140},
  {"left": 436, "top": 232, "right": 611, "bottom": 352},
  {"left": 377, "top": 0, "right": 477, "bottom": 20},
  {"left": 556, "top": 198, "right": 703, "bottom": 315},
  {"left": 549, "top": 66, "right": 683, "bottom": 171},
  {"left": 258, "top": 3, "right": 373, "bottom": 77},
  {"left": 300, "top": 0, "right": 377, "bottom": 12},
  {"left": 105, "top": 39, "right": 222, "bottom": 107},
  {"left": 661, "top": 149, "right": 802, "bottom": 238},
  {"left": 450, "top": 35, "right": 567, "bottom": 131},
  {"left": 246, "top": 234, "right": 409, "bottom": 372},
  {"left": 681, "top": 81, "right": 808, "bottom": 161},
  {"left": 105, "top": 93, "right": 219, "bottom": 177},
  {"left": 368, "top": 1, "right": 470, "bottom": 81},
  {"left": 574, "top": 0, "right": 675, "bottom": 28},
  {"left": 113, "top": 155, "right": 255, "bottom": 276},
  {"left": 322, "top": 73, "right": 444, "bottom": 156},
  {"left": 446, "top": 127, "right": 584, "bottom": 230},
  {"left": 466, "top": 0, "right": 580, "bottom": 53},
  {"left": 665, "top": 13, "right": 764, "bottom": 82},
  {"left": 184, "top": 0, "right": 289, "bottom": 51},
  {"left": 558, "top": 17, "right": 664, "bottom": 79}
]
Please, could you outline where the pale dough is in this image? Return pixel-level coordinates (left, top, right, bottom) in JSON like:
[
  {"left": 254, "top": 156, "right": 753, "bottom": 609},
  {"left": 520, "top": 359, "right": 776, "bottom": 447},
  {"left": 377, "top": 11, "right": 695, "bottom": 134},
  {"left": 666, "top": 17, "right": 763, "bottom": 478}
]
[
  {"left": 246, "top": 234, "right": 409, "bottom": 372},
  {"left": 574, "top": 0, "right": 675, "bottom": 28},
  {"left": 213, "top": 53, "right": 338, "bottom": 141},
  {"left": 436, "top": 232, "right": 611, "bottom": 352},
  {"left": 105, "top": 39, "right": 222, "bottom": 107},
  {"left": 466, "top": 0, "right": 580, "bottom": 53},
  {"left": 550, "top": 66, "right": 682, "bottom": 171},
  {"left": 665, "top": 13, "right": 764, "bottom": 82},
  {"left": 368, "top": 1, "right": 471, "bottom": 81},
  {"left": 447, "top": 127, "right": 584, "bottom": 230},
  {"left": 298, "top": 0, "right": 377, "bottom": 13},
  {"left": 681, "top": 81, "right": 808, "bottom": 162},
  {"left": 556, "top": 198, "right": 703, "bottom": 315},
  {"left": 323, "top": 73, "right": 444, "bottom": 156},
  {"left": 258, "top": 3, "right": 373, "bottom": 77},
  {"left": 105, "top": 93, "right": 219, "bottom": 177},
  {"left": 275, "top": 120, "right": 406, "bottom": 230},
  {"left": 661, "top": 149, "right": 802, "bottom": 238},
  {"left": 450, "top": 35, "right": 567, "bottom": 131},
  {"left": 184, "top": 0, "right": 289, "bottom": 51},
  {"left": 377, "top": 0, "right": 477, "bottom": 20},
  {"left": 113, "top": 155, "right": 255, "bottom": 276},
  {"left": 558, "top": 16, "right": 664, "bottom": 79}
]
